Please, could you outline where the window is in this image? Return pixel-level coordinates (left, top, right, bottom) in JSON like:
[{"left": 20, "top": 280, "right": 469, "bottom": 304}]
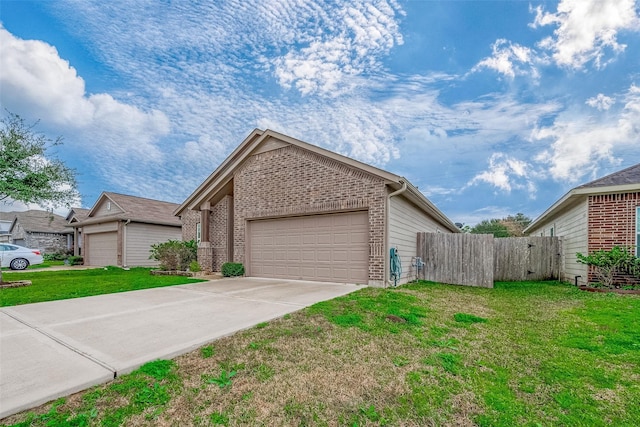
[
  {"left": 550, "top": 227, "right": 554, "bottom": 237},
  {"left": 196, "top": 222, "right": 201, "bottom": 244},
  {"left": 636, "top": 207, "right": 640, "bottom": 257}
]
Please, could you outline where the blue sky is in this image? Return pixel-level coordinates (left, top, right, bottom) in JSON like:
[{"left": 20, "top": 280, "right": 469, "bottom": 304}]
[{"left": 1, "top": 0, "right": 639, "bottom": 225}]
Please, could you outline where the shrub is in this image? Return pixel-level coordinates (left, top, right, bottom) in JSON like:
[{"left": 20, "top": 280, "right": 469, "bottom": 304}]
[
  {"left": 189, "top": 261, "right": 201, "bottom": 273},
  {"left": 68, "top": 256, "right": 83, "bottom": 266},
  {"left": 576, "top": 246, "right": 639, "bottom": 288},
  {"left": 222, "top": 262, "right": 245, "bottom": 277},
  {"left": 43, "top": 252, "right": 68, "bottom": 261},
  {"left": 149, "top": 240, "right": 197, "bottom": 271}
]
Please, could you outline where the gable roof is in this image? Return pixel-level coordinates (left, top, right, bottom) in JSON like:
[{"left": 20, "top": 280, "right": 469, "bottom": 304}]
[
  {"left": 74, "top": 192, "right": 182, "bottom": 227},
  {"left": 9, "top": 210, "right": 72, "bottom": 234},
  {"left": 176, "top": 128, "right": 459, "bottom": 233},
  {"left": 66, "top": 207, "right": 90, "bottom": 223},
  {"left": 524, "top": 162, "right": 640, "bottom": 233}
]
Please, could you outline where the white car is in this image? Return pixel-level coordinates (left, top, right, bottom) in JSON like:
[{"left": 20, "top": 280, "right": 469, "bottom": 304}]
[{"left": 0, "top": 244, "right": 44, "bottom": 270}]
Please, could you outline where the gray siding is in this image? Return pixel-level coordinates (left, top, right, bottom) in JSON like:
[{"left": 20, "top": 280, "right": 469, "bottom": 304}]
[
  {"left": 124, "top": 223, "right": 182, "bottom": 267},
  {"left": 389, "top": 195, "right": 448, "bottom": 285},
  {"left": 528, "top": 198, "right": 588, "bottom": 285}
]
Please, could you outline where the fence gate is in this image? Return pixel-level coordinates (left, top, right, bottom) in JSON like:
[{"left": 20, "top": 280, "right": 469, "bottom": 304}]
[{"left": 494, "top": 237, "right": 561, "bottom": 281}]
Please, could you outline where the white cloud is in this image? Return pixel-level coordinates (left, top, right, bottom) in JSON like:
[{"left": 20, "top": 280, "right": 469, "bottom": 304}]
[
  {"left": 586, "top": 93, "right": 615, "bottom": 111},
  {"left": 467, "top": 153, "right": 533, "bottom": 193},
  {"left": 272, "top": 0, "right": 404, "bottom": 96},
  {"left": 531, "top": 84, "right": 640, "bottom": 181},
  {"left": 531, "top": 0, "right": 640, "bottom": 69},
  {"left": 0, "top": 26, "right": 170, "bottom": 164},
  {"left": 473, "top": 39, "right": 541, "bottom": 80}
]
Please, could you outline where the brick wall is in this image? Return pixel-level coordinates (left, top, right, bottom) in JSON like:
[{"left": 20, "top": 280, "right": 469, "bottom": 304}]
[
  {"left": 588, "top": 192, "right": 640, "bottom": 285},
  {"left": 233, "top": 145, "right": 387, "bottom": 284},
  {"left": 211, "top": 196, "right": 231, "bottom": 271},
  {"left": 181, "top": 210, "right": 199, "bottom": 242}
]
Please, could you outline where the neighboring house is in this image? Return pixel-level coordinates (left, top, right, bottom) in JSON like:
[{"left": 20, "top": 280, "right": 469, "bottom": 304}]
[
  {"left": 9, "top": 210, "right": 72, "bottom": 253},
  {"left": 525, "top": 163, "right": 640, "bottom": 286},
  {"left": 0, "top": 212, "right": 19, "bottom": 242},
  {"left": 176, "top": 129, "right": 459, "bottom": 286},
  {"left": 0, "top": 221, "right": 11, "bottom": 242},
  {"left": 71, "top": 193, "right": 182, "bottom": 267},
  {"left": 66, "top": 207, "right": 90, "bottom": 256}
]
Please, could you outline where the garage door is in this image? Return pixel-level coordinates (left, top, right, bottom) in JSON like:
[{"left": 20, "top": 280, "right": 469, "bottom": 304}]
[
  {"left": 248, "top": 211, "right": 369, "bottom": 284},
  {"left": 87, "top": 232, "right": 118, "bottom": 266}
]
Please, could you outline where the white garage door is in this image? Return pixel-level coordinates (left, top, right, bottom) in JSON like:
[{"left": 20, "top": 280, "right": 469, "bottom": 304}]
[
  {"left": 87, "top": 232, "right": 118, "bottom": 266},
  {"left": 248, "top": 211, "right": 369, "bottom": 284}
]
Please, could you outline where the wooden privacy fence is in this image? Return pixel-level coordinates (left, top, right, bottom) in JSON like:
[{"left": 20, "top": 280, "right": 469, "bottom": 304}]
[{"left": 416, "top": 233, "right": 562, "bottom": 288}]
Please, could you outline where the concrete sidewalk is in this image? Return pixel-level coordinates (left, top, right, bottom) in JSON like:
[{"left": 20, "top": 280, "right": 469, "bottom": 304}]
[{"left": 0, "top": 278, "right": 362, "bottom": 419}]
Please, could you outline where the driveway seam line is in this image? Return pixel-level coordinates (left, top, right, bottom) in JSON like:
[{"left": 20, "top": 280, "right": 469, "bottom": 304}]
[{"left": 2, "top": 309, "right": 118, "bottom": 378}]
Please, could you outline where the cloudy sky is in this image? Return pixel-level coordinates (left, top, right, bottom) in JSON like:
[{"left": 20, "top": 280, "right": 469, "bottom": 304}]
[{"left": 1, "top": 0, "right": 639, "bottom": 225}]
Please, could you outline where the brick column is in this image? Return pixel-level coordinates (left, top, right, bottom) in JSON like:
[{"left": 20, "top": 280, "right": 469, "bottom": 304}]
[{"left": 198, "top": 205, "right": 214, "bottom": 273}]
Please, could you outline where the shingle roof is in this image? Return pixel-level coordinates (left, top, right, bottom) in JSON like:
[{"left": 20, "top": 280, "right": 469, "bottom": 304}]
[
  {"left": 576, "top": 163, "right": 640, "bottom": 189},
  {"left": 11, "top": 210, "right": 72, "bottom": 234},
  {"left": 77, "top": 192, "right": 181, "bottom": 227},
  {"left": 66, "top": 207, "right": 90, "bottom": 222},
  {"left": 0, "top": 211, "right": 20, "bottom": 222}
]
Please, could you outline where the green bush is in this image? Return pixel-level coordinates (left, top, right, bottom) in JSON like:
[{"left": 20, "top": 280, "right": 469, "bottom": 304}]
[
  {"left": 43, "top": 252, "right": 68, "bottom": 261},
  {"left": 68, "top": 256, "right": 83, "bottom": 266},
  {"left": 221, "top": 262, "right": 245, "bottom": 277},
  {"left": 577, "top": 246, "right": 640, "bottom": 288},
  {"left": 189, "top": 261, "right": 201, "bottom": 273},
  {"left": 149, "top": 240, "right": 197, "bottom": 271}
]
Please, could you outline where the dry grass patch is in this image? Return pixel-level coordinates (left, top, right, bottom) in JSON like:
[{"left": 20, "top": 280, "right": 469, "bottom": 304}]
[{"left": 3, "top": 281, "right": 640, "bottom": 426}]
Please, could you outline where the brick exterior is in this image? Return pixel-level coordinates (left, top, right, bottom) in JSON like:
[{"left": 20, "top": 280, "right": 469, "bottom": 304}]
[
  {"left": 181, "top": 209, "right": 199, "bottom": 242},
  {"left": 588, "top": 192, "right": 640, "bottom": 285},
  {"left": 210, "top": 195, "right": 232, "bottom": 271},
  {"left": 233, "top": 145, "right": 387, "bottom": 284}
]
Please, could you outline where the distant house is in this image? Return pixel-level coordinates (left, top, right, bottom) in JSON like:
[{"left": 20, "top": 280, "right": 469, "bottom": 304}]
[
  {"left": 71, "top": 192, "right": 182, "bottom": 267},
  {"left": 0, "top": 220, "right": 12, "bottom": 243},
  {"left": 176, "top": 129, "right": 459, "bottom": 286},
  {"left": 66, "top": 207, "right": 90, "bottom": 256},
  {"left": 8, "top": 210, "right": 73, "bottom": 253},
  {"left": 525, "top": 163, "right": 640, "bottom": 286}
]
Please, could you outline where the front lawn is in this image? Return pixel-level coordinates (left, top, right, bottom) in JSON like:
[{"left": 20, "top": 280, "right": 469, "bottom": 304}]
[
  {"left": 0, "top": 267, "right": 205, "bottom": 307},
  {"left": 2, "top": 280, "right": 639, "bottom": 426}
]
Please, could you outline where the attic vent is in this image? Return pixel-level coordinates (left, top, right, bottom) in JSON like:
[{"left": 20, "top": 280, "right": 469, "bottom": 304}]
[{"left": 107, "top": 201, "right": 111, "bottom": 211}]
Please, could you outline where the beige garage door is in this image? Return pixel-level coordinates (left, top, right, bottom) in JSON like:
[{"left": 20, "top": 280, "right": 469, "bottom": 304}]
[
  {"left": 87, "top": 232, "right": 118, "bottom": 266},
  {"left": 248, "top": 211, "right": 369, "bottom": 284}
]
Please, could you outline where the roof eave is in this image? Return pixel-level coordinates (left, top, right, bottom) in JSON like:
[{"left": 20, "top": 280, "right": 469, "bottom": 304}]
[
  {"left": 401, "top": 180, "right": 460, "bottom": 233},
  {"left": 524, "top": 182, "right": 640, "bottom": 233}
]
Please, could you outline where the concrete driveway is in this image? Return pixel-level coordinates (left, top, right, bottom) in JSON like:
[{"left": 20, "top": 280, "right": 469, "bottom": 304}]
[{"left": 0, "top": 277, "right": 362, "bottom": 419}]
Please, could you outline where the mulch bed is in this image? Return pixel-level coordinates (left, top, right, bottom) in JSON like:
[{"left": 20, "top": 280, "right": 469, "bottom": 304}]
[
  {"left": 0, "top": 280, "right": 32, "bottom": 289},
  {"left": 578, "top": 286, "right": 640, "bottom": 295}
]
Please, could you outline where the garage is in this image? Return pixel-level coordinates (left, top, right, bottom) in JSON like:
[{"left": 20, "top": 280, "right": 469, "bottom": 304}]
[
  {"left": 248, "top": 211, "right": 369, "bottom": 284},
  {"left": 86, "top": 232, "right": 118, "bottom": 266}
]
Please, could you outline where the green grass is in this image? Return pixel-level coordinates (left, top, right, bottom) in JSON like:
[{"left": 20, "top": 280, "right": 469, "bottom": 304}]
[
  {"left": 3, "top": 280, "right": 640, "bottom": 426},
  {"left": 0, "top": 266, "right": 205, "bottom": 307}
]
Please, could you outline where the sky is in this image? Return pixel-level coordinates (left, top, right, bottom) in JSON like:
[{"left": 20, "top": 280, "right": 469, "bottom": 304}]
[{"left": 0, "top": 0, "right": 639, "bottom": 225}]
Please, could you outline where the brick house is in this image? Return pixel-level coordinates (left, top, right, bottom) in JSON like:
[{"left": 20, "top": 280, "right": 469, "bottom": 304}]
[
  {"left": 8, "top": 210, "right": 72, "bottom": 253},
  {"left": 175, "top": 129, "right": 459, "bottom": 286},
  {"left": 71, "top": 193, "right": 182, "bottom": 267},
  {"left": 525, "top": 163, "right": 640, "bottom": 286}
]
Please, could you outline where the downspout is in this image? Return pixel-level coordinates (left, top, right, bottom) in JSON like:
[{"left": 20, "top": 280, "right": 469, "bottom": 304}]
[
  {"left": 385, "top": 180, "right": 407, "bottom": 287},
  {"left": 123, "top": 219, "right": 131, "bottom": 268}
]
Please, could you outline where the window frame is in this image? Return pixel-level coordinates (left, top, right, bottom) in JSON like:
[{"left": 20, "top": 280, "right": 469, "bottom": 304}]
[
  {"left": 636, "top": 206, "right": 639, "bottom": 257},
  {"left": 196, "top": 222, "right": 202, "bottom": 245}
]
